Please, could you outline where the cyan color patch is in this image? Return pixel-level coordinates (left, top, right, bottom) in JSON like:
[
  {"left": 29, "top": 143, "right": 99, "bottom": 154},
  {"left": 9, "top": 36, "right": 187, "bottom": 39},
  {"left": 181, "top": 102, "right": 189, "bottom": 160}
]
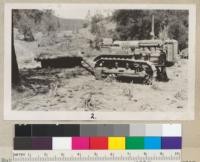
[{"left": 144, "top": 137, "right": 161, "bottom": 149}]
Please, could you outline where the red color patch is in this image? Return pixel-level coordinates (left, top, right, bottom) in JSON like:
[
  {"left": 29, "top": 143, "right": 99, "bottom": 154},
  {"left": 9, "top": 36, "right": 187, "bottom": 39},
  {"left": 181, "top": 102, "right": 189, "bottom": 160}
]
[{"left": 90, "top": 137, "right": 108, "bottom": 150}]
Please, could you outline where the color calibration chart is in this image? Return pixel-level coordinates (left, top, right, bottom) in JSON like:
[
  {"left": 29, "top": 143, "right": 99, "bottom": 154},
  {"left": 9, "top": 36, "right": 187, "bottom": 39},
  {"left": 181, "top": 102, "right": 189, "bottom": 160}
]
[{"left": 13, "top": 124, "right": 182, "bottom": 162}]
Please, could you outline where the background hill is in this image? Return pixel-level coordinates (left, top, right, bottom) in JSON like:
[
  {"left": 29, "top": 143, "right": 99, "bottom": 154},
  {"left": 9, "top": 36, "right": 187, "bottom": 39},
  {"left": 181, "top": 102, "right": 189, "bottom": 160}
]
[{"left": 13, "top": 9, "right": 86, "bottom": 36}]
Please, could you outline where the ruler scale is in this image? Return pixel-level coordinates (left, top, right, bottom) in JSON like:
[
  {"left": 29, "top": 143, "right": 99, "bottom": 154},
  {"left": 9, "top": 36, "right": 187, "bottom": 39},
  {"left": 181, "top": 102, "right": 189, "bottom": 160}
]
[{"left": 12, "top": 150, "right": 181, "bottom": 162}]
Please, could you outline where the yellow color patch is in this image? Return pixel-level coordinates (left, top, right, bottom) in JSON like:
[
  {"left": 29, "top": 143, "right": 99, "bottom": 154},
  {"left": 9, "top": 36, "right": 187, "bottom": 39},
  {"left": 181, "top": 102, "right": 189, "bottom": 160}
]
[{"left": 108, "top": 137, "right": 125, "bottom": 150}]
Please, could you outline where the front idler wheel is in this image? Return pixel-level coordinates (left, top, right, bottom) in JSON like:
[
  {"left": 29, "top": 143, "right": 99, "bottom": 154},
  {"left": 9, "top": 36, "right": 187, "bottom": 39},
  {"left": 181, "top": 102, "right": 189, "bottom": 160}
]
[{"left": 143, "top": 75, "right": 153, "bottom": 85}]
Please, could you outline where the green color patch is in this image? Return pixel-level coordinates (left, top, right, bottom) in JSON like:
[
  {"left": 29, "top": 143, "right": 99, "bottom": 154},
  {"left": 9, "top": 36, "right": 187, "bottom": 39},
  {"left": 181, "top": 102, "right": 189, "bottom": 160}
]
[{"left": 126, "top": 137, "right": 144, "bottom": 149}]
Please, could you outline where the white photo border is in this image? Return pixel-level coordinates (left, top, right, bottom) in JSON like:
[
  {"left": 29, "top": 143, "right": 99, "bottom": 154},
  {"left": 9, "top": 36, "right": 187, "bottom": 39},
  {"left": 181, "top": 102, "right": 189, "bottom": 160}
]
[{"left": 4, "top": 3, "right": 196, "bottom": 120}]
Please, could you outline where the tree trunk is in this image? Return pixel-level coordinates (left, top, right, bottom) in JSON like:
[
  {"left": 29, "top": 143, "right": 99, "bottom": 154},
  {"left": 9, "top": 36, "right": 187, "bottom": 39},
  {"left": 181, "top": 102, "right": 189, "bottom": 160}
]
[{"left": 12, "top": 11, "right": 20, "bottom": 85}]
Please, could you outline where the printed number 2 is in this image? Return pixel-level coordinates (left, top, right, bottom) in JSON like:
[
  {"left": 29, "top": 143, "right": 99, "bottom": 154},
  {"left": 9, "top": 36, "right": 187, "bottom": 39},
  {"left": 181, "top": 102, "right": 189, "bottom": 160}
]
[{"left": 91, "top": 113, "right": 95, "bottom": 119}]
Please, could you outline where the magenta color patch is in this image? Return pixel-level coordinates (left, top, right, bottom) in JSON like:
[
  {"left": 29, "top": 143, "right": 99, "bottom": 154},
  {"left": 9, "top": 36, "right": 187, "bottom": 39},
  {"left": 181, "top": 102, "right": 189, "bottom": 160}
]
[{"left": 72, "top": 137, "right": 89, "bottom": 150}]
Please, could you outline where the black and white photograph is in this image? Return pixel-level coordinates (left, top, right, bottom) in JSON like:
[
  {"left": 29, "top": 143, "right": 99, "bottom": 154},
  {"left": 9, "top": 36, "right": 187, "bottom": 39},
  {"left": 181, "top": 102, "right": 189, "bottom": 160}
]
[{"left": 4, "top": 4, "right": 196, "bottom": 120}]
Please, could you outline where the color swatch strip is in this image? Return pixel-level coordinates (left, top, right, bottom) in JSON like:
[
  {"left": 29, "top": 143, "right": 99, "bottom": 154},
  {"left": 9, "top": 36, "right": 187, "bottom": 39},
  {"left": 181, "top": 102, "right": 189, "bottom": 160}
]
[
  {"left": 14, "top": 136, "right": 182, "bottom": 150},
  {"left": 14, "top": 124, "right": 181, "bottom": 150},
  {"left": 15, "top": 124, "right": 181, "bottom": 137}
]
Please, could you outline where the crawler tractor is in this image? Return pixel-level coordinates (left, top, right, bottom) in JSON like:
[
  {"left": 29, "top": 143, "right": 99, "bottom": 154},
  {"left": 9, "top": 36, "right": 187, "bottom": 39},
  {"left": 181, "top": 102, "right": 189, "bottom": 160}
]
[
  {"left": 92, "top": 39, "right": 178, "bottom": 84},
  {"left": 35, "top": 39, "right": 178, "bottom": 84}
]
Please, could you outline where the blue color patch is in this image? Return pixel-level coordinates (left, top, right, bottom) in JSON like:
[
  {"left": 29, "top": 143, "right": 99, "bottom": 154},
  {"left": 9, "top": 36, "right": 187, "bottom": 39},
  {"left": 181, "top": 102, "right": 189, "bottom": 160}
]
[{"left": 144, "top": 137, "right": 161, "bottom": 149}]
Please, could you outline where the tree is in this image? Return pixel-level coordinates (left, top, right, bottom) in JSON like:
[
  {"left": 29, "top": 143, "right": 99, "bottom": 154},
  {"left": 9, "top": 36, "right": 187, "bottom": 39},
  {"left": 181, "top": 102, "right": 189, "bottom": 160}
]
[
  {"left": 13, "top": 9, "right": 44, "bottom": 41},
  {"left": 112, "top": 10, "right": 154, "bottom": 40},
  {"left": 168, "top": 20, "right": 188, "bottom": 50},
  {"left": 112, "top": 10, "right": 189, "bottom": 50},
  {"left": 11, "top": 9, "right": 44, "bottom": 85},
  {"left": 12, "top": 9, "right": 59, "bottom": 39},
  {"left": 90, "top": 13, "right": 104, "bottom": 34},
  {"left": 40, "top": 10, "right": 58, "bottom": 35},
  {"left": 12, "top": 11, "right": 20, "bottom": 85},
  {"left": 11, "top": 9, "right": 58, "bottom": 85}
]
